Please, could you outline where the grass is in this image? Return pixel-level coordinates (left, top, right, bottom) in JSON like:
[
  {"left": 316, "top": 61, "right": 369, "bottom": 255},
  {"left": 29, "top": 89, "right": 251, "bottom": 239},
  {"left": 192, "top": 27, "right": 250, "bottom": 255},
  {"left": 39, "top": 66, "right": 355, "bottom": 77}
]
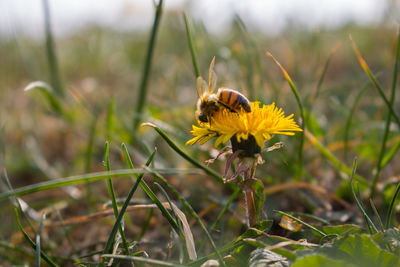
[{"left": 1, "top": 3, "right": 400, "bottom": 266}]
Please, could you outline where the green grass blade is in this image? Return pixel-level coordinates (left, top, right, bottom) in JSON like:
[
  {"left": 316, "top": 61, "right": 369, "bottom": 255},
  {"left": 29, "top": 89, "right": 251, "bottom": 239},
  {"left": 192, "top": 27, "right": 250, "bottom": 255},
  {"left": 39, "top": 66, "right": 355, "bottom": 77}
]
[
  {"left": 183, "top": 13, "right": 200, "bottom": 78},
  {"left": 234, "top": 16, "right": 255, "bottom": 100},
  {"left": 349, "top": 159, "right": 378, "bottom": 234},
  {"left": 305, "top": 130, "right": 369, "bottom": 187},
  {"left": 234, "top": 15, "right": 264, "bottom": 99},
  {"left": 101, "top": 254, "right": 187, "bottom": 267},
  {"left": 381, "top": 139, "right": 400, "bottom": 168},
  {"left": 291, "top": 212, "right": 330, "bottom": 225},
  {"left": 266, "top": 53, "right": 305, "bottom": 179},
  {"left": 274, "top": 210, "right": 327, "bottom": 238},
  {"left": 24, "top": 81, "right": 64, "bottom": 116},
  {"left": 344, "top": 82, "right": 368, "bottom": 162},
  {"left": 369, "top": 199, "right": 384, "bottom": 232},
  {"left": 151, "top": 171, "right": 226, "bottom": 267},
  {"left": 15, "top": 208, "right": 58, "bottom": 267},
  {"left": 133, "top": 0, "right": 164, "bottom": 130},
  {"left": 42, "top": 0, "right": 64, "bottom": 97},
  {"left": 121, "top": 144, "right": 181, "bottom": 234},
  {"left": 0, "top": 168, "right": 199, "bottom": 201},
  {"left": 350, "top": 35, "right": 400, "bottom": 128},
  {"left": 103, "top": 148, "right": 156, "bottom": 256},
  {"left": 142, "top": 123, "right": 236, "bottom": 190},
  {"left": 154, "top": 182, "right": 182, "bottom": 231},
  {"left": 36, "top": 213, "right": 46, "bottom": 267},
  {"left": 154, "top": 182, "right": 189, "bottom": 261},
  {"left": 385, "top": 183, "right": 400, "bottom": 229},
  {"left": 370, "top": 27, "right": 400, "bottom": 198},
  {"left": 103, "top": 142, "right": 129, "bottom": 255}
]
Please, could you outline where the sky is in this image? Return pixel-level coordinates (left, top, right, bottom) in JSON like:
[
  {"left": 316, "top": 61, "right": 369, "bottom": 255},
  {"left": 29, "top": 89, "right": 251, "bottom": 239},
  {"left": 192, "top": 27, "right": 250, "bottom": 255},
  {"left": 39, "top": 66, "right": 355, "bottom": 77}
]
[{"left": 0, "top": 0, "right": 393, "bottom": 38}]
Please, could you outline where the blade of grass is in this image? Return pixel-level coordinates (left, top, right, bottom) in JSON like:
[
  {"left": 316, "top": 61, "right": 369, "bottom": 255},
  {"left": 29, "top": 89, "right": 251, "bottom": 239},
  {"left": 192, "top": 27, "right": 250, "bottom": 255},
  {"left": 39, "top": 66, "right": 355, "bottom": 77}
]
[
  {"left": 155, "top": 182, "right": 192, "bottom": 261},
  {"left": 304, "top": 129, "right": 369, "bottom": 187},
  {"left": 369, "top": 199, "right": 384, "bottom": 232},
  {"left": 344, "top": 82, "right": 369, "bottom": 163},
  {"left": 0, "top": 168, "right": 200, "bottom": 201},
  {"left": 36, "top": 213, "right": 46, "bottom": 267},
  {"left": 2, "top": 169, "right": 36, "bottom": 233},
  {"left": 234, "top": 16, "right": 255, "bottom": 100},
  {"left": 24, "top": 81, "right": 63, "bottom": 115},
  {"left": 183, "top": 13, "right": 200, "bottom": 78},
  {"left": 188, "top": 240, "right": 245, "bottom": 266},
  {"left": 234, "top": 15, "right": 265, "bottom": 99},
  {"left": 133, "top": 0, "right": 163, "bottom": 130},
  {"left": 42, "top": 0, "right": 64, "bottom": 97},
  {"left": 291, "top": 212, "right": 330, "bottom": 225},
  {"left": 121, "top": 144, "right": 181, "bottom": 235},
  {"left": 349, "top": 159, "right": 378, "bottom": 234},
  {"left": 151, "top": 171, "right": 226, "bottom": 267},
  {"left": 103, "top": 148, "right": 156, "bottom": 256},
  {"left": 142, "top": 122, "right": 236, "bottom": 190},
  {"left": 385, "top": 183, "right": 400, "bottom": 229},
  {"left": 274, "top": 210, "right": 326, "bottom": 238},
  {"left": 381, "top": 139, "right": 400, "bottom": 168},
  {"left": 350, "top": 34, "right": 400, "bottom": 128},
  {"left": 370, "top": 27, "right": 400, "bottom": 198},
  {"left": 15, "top": 208, "right": 58, "bottom": 267},
  {"left": 266, "top": 52, "right": 305, "bottom": 179},
  {"left": 101, "top": 254, "right": 187, "bottom": 267},
  {"left": 103, "top": 142, "right": 129, "bottom": 255}
]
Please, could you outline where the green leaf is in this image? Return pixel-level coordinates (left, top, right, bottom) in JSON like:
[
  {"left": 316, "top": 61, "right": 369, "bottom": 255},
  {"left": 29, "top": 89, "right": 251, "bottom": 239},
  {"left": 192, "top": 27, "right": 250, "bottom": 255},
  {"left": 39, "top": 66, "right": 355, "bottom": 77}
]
[
  {"left": 320, "top": 224, "right": 362, "bottom": 236},
  {"left": 373, "top": 228, "right": 400, "bottom": 255},
  {"left": 297, "top": 234, "right": 400, "bottom": 267},
  {"left": 249, "top": 248, "right": 289, "bottom": 267},
  {"left": 292, "top": 254, "right": 355, "bottom": 267}
]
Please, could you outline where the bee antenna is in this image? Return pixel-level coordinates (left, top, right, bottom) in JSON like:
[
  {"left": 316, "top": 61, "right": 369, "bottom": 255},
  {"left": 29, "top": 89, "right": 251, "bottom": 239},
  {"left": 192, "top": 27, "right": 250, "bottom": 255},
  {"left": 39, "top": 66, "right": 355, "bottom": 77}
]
[{"left": 208, "top": 56, "right": 216, "bottom": 93}]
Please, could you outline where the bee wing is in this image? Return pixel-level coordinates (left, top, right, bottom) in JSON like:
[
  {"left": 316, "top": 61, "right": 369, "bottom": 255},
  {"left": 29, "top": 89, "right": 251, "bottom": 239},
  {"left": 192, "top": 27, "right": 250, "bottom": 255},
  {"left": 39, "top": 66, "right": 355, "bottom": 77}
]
[
  {"left": 196, "top": 76, "right": 205, "bottom": 99},
  {"left": 208, "top": 56, "right": 217, "bottom": 93}
]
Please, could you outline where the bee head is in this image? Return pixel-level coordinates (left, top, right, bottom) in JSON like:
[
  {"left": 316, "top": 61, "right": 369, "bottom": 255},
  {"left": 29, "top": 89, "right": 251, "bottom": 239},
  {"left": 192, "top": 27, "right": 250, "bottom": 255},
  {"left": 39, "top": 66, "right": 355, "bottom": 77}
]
[{"left": 198, "top": 113, "right": 209, "bottom": 123}]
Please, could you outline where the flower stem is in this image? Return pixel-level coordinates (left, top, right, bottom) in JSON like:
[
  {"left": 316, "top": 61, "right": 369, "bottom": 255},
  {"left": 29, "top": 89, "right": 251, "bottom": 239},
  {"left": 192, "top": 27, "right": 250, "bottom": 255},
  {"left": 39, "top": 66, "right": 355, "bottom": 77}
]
[
  {"left": 245, "top": 190, "right": 257, "bottom": 227},
  {"left": 244, "top": 159, "right": 258, "bottom": 227}
]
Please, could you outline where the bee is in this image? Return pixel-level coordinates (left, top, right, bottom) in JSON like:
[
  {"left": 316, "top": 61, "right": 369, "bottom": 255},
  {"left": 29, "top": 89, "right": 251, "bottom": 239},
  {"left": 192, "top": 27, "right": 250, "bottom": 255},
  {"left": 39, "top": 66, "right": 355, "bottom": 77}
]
[{"left": 196, "top": 57, "right": 251, "bottom": 123}]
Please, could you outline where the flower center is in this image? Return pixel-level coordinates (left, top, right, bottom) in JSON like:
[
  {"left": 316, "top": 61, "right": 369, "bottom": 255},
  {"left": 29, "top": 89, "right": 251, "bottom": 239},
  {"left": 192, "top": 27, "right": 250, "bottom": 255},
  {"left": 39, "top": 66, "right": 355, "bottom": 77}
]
[{"left": 230, "top": 134, "right": 261, "bottom": 158}]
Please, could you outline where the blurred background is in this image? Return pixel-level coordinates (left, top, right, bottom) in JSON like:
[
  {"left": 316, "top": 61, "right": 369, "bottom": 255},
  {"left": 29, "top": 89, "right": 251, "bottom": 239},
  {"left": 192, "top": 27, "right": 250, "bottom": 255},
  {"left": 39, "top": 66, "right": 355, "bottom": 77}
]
[
  {"left": 0, "top": 0, "right": 392, "bottom": 36},
  {"left": 1, "top": 0, "right": 400, "bottom": 263}
]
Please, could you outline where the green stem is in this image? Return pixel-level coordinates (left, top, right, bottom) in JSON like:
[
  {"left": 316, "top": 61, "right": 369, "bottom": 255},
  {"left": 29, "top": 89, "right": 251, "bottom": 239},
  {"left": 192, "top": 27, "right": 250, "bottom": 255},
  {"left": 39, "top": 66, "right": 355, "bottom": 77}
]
[
  {"left": 133, "top": 0, "right": 163, "bottom": 130},
  {"left": 370, "top": 27, "right": 400, "bottom": 198},
  {"left": 183, "top": 13, "right": 200, "bottom": 78},
  {"left": 104, "top": 142, "right": 129, "bottom": 255},
  {"left": 42, "top": 0, "right": 64, "bottom": 97}
]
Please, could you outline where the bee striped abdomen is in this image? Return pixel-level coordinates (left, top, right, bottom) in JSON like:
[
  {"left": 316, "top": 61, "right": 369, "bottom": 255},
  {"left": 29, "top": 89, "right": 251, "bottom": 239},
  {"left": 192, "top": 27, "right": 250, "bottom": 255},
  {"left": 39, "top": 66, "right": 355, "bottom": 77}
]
[{"left": 218, "top": 88, "right": 251, "bottom": 112}]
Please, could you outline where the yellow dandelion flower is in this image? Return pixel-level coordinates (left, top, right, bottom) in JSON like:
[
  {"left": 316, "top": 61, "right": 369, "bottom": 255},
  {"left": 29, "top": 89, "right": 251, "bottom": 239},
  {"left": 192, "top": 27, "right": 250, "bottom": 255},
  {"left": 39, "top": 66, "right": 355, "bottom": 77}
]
[{"left": 186, "top": 102, "right": 302, "bottom": 156}]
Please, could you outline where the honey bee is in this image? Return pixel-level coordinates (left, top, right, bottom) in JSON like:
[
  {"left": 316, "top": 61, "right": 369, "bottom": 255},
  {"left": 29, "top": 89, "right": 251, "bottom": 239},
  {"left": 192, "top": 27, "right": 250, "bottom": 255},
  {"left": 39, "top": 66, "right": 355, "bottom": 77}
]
[{"left": 196, "top": 57, "right": 251, "bottom": 123}]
